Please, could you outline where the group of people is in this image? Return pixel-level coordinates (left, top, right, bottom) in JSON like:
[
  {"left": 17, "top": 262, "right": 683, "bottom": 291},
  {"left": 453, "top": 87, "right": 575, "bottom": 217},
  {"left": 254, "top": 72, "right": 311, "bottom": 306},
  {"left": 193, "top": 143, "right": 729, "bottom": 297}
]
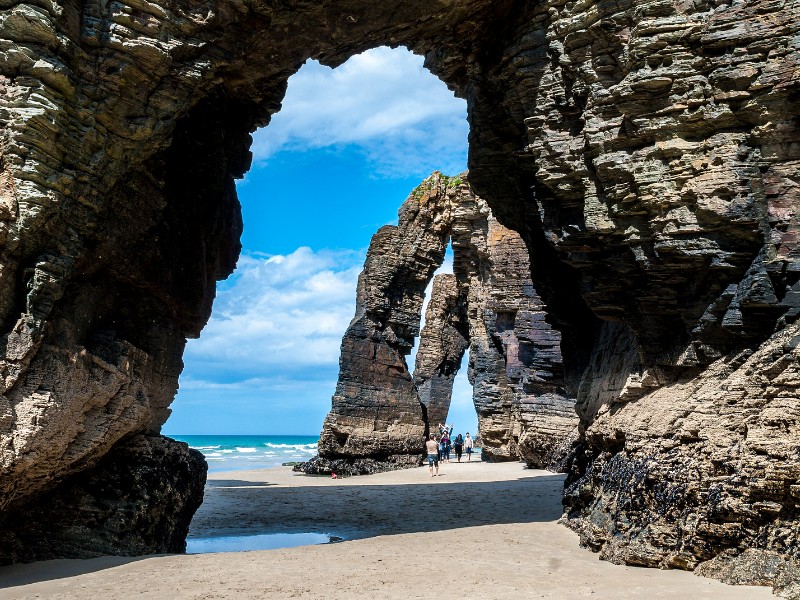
[{"left": 424, "top": 423, "right": 475, "bottom": 477}]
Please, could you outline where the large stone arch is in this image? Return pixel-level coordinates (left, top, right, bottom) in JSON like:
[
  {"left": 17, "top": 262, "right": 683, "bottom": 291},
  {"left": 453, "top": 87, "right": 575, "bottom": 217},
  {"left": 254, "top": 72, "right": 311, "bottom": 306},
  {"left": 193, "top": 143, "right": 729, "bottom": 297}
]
[
  {"left": 302, "top": 172, "right": 577, "bottom": 476},
  {"left": 1, "top": 0, "right": 800, "bottom": 593}
]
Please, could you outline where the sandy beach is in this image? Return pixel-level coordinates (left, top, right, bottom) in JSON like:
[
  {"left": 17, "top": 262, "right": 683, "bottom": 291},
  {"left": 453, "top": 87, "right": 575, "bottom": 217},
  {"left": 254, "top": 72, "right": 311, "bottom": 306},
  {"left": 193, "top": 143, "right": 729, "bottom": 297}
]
[{"left": 0, "top": 461, "right": 774, "bottom": 599}]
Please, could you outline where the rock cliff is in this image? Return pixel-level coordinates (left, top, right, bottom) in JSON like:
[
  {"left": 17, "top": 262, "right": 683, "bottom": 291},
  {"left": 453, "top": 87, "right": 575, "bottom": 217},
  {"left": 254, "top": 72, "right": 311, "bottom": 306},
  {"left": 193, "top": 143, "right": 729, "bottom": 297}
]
[
  {"left": 450, "top": 190, "right": 578, "bottom": 468},
  {"left": 0, "top": 0, "right": 799, "bottom": 593},
  {"left": 316, "top": 174, "right": 456, "bottom": 469},
  {"left": 413, "top": 273, "right": 470, "bottom": 430},
  {"left": 312, "top": 172, "right": 576, "bottom": 474}
]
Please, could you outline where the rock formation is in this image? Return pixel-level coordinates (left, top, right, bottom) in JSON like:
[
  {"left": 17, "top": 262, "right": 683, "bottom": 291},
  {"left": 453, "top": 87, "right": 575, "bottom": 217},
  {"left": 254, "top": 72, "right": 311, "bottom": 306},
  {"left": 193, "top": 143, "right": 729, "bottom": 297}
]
[
  {"left": 0, "top": 0, "right": 799, "bottom": 593},
  {"left": 413, "top": 273, "right": 470, "bottom": 429},
  {"left": 450, "top": 194, "right": 578, "bottom": 469},
  {"left": 311, "top": 172, "right": 576, "bottom": 474},
  {"left": 0, "top": 435, "right": 206, "bottom": 563},
  {"left": 315, "top": 174, "right": 456, "bottom": 470}
]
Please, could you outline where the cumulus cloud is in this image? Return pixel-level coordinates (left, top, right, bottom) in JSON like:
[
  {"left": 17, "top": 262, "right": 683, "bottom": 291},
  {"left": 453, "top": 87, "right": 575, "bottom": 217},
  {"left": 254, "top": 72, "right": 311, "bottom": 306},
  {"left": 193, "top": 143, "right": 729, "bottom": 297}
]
[
  {"left": 183, "top": 247, "right": 363, "bottom": 378},
  {"left": 173, "top": 245, "right": 478, "bottom": 434},
  {"left": 252, "top": 47, "right": 469, "bottom": 178}
]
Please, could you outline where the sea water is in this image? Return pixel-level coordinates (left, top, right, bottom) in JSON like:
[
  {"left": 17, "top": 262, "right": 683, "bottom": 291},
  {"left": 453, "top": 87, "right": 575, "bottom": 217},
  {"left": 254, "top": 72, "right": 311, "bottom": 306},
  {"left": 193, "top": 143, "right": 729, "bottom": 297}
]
[
  {"left": 171, "top": 434, "right": 318, "bottom": 473},
  {"left": 185, "top": 532, "right": 341, "bottom": 554}
]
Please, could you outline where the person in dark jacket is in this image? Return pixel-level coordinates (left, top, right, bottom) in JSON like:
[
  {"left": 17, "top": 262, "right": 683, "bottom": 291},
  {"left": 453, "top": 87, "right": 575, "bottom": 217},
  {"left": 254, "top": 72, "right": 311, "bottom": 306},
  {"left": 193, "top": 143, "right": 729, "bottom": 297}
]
[{"left": 453, "top": 433, "right": 464, "bottom": 462}]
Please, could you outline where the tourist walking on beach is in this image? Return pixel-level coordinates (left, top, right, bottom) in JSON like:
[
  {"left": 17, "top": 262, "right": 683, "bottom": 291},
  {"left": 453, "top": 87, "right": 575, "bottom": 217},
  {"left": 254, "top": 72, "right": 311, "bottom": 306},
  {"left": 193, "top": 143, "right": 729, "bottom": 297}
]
[
  {"left": 425, "top": 434, "right": 440, "bottom": 477},
  {"left": 439, "top": 434, "right": 447, "bottom": 463},
  {"left": 454, "top": 433, "right": 464, "bottom": 462},
  {"left": 444, "top": 435, "right": 452, "bottom": 462},
  {"left": 464, "top": 432, "right": 474, "bottom": 460}
]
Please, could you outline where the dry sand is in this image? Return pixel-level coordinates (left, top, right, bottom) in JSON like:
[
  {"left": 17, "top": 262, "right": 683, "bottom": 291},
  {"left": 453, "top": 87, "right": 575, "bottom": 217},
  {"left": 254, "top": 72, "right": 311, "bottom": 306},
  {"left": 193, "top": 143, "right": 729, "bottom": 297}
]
[{"left": 0, "top": 460, "right": 774, "bottom": 599}]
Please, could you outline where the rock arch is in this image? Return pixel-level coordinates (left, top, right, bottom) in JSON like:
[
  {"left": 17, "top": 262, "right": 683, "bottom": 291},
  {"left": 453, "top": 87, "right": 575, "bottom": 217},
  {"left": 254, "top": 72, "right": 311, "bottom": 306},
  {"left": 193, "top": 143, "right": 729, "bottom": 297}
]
[
  {"left": 0, "top": 0, "right": 799, "bottom": 593},
  {"left": 303, "top": 172, "right": 577, "bottom": 476}
]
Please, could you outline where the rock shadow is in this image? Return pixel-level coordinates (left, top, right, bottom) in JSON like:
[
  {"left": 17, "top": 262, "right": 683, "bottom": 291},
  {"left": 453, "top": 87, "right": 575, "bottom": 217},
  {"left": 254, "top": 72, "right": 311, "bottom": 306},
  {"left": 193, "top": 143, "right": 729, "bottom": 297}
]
[
  {"left": 0, "top": 556, "right": 152, "bottom": 589},
  {"left": 189, "top": 472, "right": 566, "bottom": 540}
]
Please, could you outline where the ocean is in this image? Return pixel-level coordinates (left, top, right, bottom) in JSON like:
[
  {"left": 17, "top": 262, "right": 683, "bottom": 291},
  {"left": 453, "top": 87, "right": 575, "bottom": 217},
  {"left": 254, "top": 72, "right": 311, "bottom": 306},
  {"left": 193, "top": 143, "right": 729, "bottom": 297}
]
[{"left": 171, "top": 434, "right": 319, "bottom": 473}]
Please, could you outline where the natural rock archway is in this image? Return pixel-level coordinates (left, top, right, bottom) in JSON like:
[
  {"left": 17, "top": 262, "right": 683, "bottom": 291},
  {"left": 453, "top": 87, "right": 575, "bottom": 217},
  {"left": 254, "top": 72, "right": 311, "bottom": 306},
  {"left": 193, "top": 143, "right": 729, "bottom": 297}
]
[
  {"left": 1, "top": 0, "right": 799, "bottom": 594},
  {"left": 306, "top": 172, "right": 577, "bottom": 476}
]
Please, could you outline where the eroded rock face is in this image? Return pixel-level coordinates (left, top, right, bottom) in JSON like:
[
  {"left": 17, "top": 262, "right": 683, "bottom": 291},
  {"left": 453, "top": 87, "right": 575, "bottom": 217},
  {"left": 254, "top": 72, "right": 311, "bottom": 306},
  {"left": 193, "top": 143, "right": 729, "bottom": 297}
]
[
  {"left": 413, "top": 273, "right": 470, "bottom": 429},
  {"left": 317, "top": 173, "right": 458, "bottom": 467},
  {"left": 315, "top": 173, "right": 576, "bottom": 473},
  {"left": 450, "top": 190, "right": 577, "bottom": 469},
  {"left": 0, "top": 435, "right": 206, "bottom": 564},
  {"left": 1, "top": 0, "right": 799, "bottom": 591},
  {"left": 0, "top": 0, "right": 510, "bottom": 557},
  {"left": 427, "top": 0, "right": 799, "bottom": 593},
  {"left": 443, "top": 0, "right": 800, "bottom": 590}
]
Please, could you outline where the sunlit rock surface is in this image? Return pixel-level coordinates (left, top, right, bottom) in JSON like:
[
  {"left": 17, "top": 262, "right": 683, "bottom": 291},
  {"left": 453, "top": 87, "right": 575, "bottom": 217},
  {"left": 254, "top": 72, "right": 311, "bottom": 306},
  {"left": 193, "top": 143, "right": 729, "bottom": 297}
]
[
  {"left": 413, "top": 273, "right": 469, "bottom": 430},
  {"left": 0, "top": 0, "right": 799, "bottom": 592},
  {"left": 316, "top": 173, "right": 456, "bottom": 468}
]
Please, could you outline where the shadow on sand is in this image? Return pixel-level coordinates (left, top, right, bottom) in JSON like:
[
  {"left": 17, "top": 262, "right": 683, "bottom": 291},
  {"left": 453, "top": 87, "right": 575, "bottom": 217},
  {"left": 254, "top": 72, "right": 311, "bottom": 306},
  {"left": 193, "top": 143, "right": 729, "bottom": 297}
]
[
  {"left": 0, "top": 469, "right": 565, "bottom": 590},
  {"left": 190, "top": 471, "right": 566, "bottom": 540},
  {"left": 0, "top": 555, "right": 154, "bottom": 589}
]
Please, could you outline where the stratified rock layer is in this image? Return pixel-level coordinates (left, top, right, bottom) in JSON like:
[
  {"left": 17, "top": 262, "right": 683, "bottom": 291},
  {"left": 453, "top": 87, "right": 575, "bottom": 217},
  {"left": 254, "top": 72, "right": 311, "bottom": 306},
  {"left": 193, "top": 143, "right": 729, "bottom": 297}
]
[
  {"left": 0, "top": 435, "right": 206, "bottom": 564},
  {"left": 317, "top": 173, "right": 457, "bottom": 466},
  {"left": 413, "top": 273, "right": 470, "bottom": 428},
  {"left": 462, "top": 0, "right": 800, "bottom": 592},
  {"left": 1, "top": 0, "right": 799, "bottom": 592},
  {"left": 315, "top": 173, "right": 576, "bottom": 473},
  {"left": 450, "top": 191, "right": 577, "bottom": 469}
]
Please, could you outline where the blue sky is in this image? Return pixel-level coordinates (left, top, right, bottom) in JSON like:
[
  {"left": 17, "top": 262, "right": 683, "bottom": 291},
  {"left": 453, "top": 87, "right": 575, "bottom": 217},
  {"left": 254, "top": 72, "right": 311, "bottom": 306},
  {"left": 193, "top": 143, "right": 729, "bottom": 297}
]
[{"left": 163, "top": 47, "right": 478, "bottom": 437}]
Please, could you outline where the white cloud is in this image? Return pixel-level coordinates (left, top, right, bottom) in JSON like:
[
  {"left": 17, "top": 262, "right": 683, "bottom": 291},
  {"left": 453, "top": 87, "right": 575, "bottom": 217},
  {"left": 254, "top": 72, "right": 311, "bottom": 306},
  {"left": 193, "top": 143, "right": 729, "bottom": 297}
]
[
  {"left": 252, "top": 46, "right": 469, "bottom": 178},
  {"left": 184, "top": 247, "right": 363, "bottom": 375}
]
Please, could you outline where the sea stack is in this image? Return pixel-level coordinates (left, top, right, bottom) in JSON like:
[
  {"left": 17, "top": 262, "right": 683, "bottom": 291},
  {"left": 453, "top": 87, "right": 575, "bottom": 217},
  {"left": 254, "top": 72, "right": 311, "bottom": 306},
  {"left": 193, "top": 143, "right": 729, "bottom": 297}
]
[{"left": 306, "top": 173, "right": 578, "bottom": 474}]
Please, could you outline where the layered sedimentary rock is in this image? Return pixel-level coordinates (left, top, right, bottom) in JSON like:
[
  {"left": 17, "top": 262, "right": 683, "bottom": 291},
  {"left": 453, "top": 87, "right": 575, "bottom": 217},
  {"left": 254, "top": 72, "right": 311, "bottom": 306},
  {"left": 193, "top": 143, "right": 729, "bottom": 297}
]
[
  {"left": 453, "top": 0, "right": 800, "bottom": 592},
  {"left": 316, "top": 173, "right": 458, "bottom": 468},
  {"left": 314, "top": 173, "right": 576, "bottom": 473},
  {"left": 0, "top": 0, "right": 513, "bottom": 558},
  {"left": 413, "top": 273, "right": 469, "bottom": 428},
  {"left": 1, "top": 0, "right": 799, "bottom": 592},
  {"left": 450, "top": 191, "right": 578, "bottom": 469},
  {"left": 0, "top": 435, "right": 206, "bottom": 564}
]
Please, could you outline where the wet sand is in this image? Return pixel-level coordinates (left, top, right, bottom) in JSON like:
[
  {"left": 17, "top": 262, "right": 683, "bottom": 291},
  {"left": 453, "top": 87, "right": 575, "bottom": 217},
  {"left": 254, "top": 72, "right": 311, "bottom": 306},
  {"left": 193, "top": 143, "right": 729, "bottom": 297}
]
[{"left": 0, "top": 461, "right": 774, "bottom": 599}]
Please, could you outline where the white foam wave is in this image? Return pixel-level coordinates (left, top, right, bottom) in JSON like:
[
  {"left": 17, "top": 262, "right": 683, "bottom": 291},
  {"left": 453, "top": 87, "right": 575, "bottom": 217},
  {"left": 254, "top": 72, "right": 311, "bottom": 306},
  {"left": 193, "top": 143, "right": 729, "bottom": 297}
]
[
  {"left": 191, "top": 445, "right": 221, "bottom": 450},
  {"left": 236, "top": 447, "right": 257, "bottom": 453},
  {"left": 221, "top": 449, "right": 234, "bottom": 454},
  {"left": 263, "top": 443, "right": 318, "bottom": 450},
  {"left": 205, "top": 452, "right": 223, "bottom": 458}
]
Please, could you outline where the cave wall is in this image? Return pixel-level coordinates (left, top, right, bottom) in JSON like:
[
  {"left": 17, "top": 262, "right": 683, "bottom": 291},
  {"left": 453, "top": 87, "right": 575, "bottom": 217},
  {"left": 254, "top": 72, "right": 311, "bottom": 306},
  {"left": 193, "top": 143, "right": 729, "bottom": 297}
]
[
  {"left": 0, "top": 0, "right": 798, "bottom": 592},
  {"left": 0, "top": 0, "right": 510, "bottom": 555},
  {"left": 426, "top": 0, "right": 800, "bottom": 592}
]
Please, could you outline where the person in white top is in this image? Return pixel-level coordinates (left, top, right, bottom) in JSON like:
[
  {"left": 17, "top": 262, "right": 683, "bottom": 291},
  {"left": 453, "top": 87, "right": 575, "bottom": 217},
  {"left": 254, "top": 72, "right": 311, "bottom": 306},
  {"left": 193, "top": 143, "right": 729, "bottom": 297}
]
[{"left": 464, "top": 433, "right": 474, "bottom": 461}]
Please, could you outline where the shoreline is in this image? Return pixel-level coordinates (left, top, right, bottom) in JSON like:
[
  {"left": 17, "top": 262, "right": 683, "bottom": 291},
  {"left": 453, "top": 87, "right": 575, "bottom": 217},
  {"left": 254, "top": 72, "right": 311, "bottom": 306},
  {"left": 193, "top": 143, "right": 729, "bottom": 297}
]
[{"left": 0, "top": 462, "right": 774, "bottom": 599}]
